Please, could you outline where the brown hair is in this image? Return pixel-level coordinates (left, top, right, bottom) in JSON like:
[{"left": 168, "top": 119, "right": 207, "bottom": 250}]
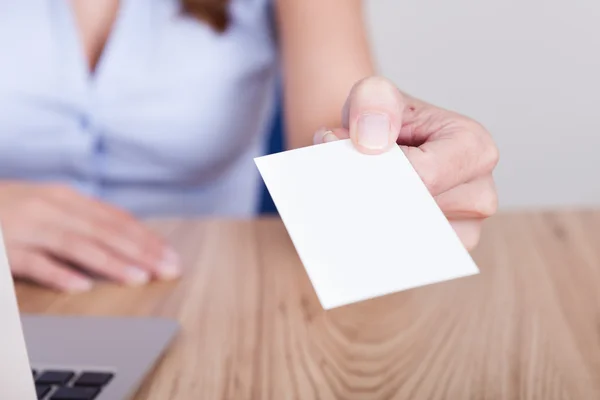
[{"left": 181, "top": 0, "right": 231, "bottom": 33}]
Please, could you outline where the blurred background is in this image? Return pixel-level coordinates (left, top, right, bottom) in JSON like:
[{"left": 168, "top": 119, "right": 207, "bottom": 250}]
[{"left": 365, "top": 0, "right": 600, "bottom": 210}]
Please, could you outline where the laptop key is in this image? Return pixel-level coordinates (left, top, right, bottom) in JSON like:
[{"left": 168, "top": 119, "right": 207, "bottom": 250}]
[
  {"left": 36, "top": 370, "right": 75, "bottom": 385},
  {"left": 73, "top": 372, "right": 114, "bottom": 387},
  {"left": 50, "top": 386, "right": 101, "bottom": 400},
  {"left": 35, "top": 384, "right": 52, "bottom": 399}
]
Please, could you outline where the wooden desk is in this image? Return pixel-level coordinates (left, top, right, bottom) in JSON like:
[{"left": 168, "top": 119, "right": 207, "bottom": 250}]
[{"left": 15, "top": 212, "right": 600, "bottom": 399}]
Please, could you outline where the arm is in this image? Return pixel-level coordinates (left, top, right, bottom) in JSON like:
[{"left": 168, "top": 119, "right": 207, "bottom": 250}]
[{"left": 275, "top": 0, "right": 375, "bottom": 149}]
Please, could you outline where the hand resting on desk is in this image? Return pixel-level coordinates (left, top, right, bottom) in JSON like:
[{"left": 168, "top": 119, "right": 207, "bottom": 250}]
[{"left": 0, "top": 183, "right": 181, "bottom": 292}]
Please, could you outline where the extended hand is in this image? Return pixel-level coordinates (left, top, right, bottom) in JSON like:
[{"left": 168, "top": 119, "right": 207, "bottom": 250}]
[{"left": 314, "top": 76, "right": 499, "bottom": 250}]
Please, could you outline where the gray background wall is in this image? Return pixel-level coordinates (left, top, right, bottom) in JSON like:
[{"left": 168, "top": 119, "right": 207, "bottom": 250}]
[{"left": 365, "top": 0, "right": 600, "bottom": 209}]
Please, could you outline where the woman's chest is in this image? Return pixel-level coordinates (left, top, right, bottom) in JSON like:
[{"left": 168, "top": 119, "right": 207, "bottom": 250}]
[{"left": 0, "top": 0, "right": 277, "bottom": 177}]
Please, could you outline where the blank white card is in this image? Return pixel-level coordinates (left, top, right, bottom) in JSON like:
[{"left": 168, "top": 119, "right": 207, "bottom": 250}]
[{"left": 255, "top": 140, "right": 479, "bottom": 310}]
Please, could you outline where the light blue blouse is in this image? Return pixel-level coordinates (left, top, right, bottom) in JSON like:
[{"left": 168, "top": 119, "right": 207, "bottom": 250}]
[{"left": 0, "top": 0, "right": 277, "bottom": 216}]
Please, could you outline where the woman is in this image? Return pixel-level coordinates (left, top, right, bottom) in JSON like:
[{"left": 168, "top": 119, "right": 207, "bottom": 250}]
[{"left": 0, "top": 0, "right": 498, "bottom": 292}]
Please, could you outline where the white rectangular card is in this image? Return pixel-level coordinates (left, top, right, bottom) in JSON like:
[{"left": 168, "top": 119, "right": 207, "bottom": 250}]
[{"left": 255, "top": 139, "right": 479, "bottom": 310}]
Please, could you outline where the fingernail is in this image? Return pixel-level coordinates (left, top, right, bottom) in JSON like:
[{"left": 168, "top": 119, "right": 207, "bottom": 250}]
[
  {"left": 67, "top": 278, "right": 93, "bottom": 293},
  {"left": 322, "top": 131, "right": 338, "bottom": 143},
  {"left": 158, "top": 249, "right": 181, "bottom": 280},
  {"left": 314, "top": 127, "right": 335, "bottom": 145},
  {"left": 125, "top": 267, "right": 150, "bottom": 286},
  {"left": 357, "top": 113, "right": 390, "bottom": 150}
]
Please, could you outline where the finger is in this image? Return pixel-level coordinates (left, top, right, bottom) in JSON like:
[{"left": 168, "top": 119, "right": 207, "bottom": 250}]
[
  {"left": 343, "top": 76, "right": 405, "bottom": 154},
  {"left": 313, "top": 127, "right": 349, "bottom": 144},
  {"left": 401, "top": 122, "right": 498, "bottom": 196},
  {"left": 37, "top": 227, "right": 152, "bottom": 286},
  {"left": 435, "top": 175, "right": 497, "bottom": 219},
  {"left": 63, "top": 214, "right": 177, "bottom": 280},
  {"left": 449, "top": 218, "right": 484, "bottom": 251},
  {"left": 12, "top": 249, "right": 93, "bottom": 293},
  {"left": 43, "top": 186, "right": 180, "bottom": 279}
]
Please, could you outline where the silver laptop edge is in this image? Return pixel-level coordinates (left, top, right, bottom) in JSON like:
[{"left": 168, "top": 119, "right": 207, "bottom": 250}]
[{"left": 0, "top": 228, "right": 37, "bottom": 399}]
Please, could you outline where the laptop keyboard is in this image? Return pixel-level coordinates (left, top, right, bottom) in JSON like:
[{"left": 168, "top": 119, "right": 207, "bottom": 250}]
[{"left": 33, "top": 369, "right": 114, "bottom": 400}]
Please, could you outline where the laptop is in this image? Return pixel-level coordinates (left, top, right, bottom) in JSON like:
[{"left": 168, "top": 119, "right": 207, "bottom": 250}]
[{"left": 0, "top": 229, "right": 179, "bottom": 400}]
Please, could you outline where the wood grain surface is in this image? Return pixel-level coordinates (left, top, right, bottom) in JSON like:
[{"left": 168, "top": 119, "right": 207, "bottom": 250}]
[{"left": 15, "top": 211, "right": 600, "bottom": 400}]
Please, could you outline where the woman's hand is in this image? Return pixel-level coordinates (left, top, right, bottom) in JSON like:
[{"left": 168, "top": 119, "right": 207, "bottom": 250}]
[
  {"left": 0, "top": 182, "right": 181, "bottom": 292},
  {"left": 314, "top": 76, "right": 499, "bottom": 250}
]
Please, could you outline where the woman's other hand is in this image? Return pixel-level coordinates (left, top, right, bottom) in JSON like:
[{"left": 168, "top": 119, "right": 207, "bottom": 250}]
[
  {"left": 314, "top": 76, "right": 499, "bottom": 250},
  {"left": 0, "top": 183, "right": 181, "bottom": 292}
]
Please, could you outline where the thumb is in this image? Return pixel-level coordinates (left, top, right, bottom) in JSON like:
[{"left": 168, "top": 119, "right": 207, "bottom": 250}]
[{"left": 343, "top": 76, "right": 405, "bottom": 154}]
